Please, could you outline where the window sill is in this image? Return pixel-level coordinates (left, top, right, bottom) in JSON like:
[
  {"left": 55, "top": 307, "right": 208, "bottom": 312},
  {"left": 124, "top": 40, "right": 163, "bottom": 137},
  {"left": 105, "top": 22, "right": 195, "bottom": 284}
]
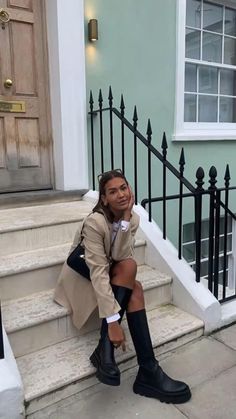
[{"left": 172, "top": 130, "right": 236, "bottom": 142}]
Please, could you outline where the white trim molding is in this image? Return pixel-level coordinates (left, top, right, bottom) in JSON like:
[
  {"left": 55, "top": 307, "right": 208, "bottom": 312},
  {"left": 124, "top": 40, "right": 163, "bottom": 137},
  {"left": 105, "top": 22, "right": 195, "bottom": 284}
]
[
  {"left": 45, "top": 0, "right": 88, "bottom": 190},
  {"left": 174, "top": 0, "right": 236, "bottom": 142}
]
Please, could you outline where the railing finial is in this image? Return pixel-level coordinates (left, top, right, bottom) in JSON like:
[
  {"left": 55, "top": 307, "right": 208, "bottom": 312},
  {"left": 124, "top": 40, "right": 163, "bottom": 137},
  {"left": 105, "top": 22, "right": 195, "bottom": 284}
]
[
  {"left": 133, "top": 106, "right": 138, "bottom": 128},
  {"left": 224, "top": 164, "right": 230, "bottom": 187},
  {"left": 161, "top": 132, "right": 168, "bottom": 159},
  {"left": 147, "top": 119, "right": 152, "bottom": 142},
  {"left": 179, "top": 148, "right": 185, "bottom": 176},
  {"left": 89, "top": 90, "right": 94, "bottom": 106},
  {"left": 98, "top": 89, "right": 103, "bottom": 107},
  {"left": 120, "top": 94, "right": 125, "bottom": 116},
  {"left": 195, "top": 167, "right": 205, "bottom": 190},
  {"left": 208, "top": 166, "right": 217, "bottom": 190},
  {"left": 108, "top": 86, "right": 113, "bottom": 107}
]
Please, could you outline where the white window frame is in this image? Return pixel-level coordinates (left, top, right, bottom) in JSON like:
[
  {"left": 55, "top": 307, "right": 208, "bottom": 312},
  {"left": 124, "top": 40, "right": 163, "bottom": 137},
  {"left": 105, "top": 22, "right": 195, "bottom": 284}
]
[{"left": 174, "top": 0, "right": 236, "bottom": 141}]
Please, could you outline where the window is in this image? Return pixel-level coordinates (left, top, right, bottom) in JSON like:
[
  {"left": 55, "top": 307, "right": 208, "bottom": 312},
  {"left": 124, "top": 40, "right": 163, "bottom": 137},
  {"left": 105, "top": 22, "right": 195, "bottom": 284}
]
[{"left": 175, "top": 0, "right": 236, "bottom": 140}]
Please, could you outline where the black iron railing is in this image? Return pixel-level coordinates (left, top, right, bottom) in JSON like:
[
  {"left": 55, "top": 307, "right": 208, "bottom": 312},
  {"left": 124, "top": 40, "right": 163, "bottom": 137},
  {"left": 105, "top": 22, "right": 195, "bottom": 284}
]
[
  {"left": 0, "top": 302, "right": 4, "bottom": 359},
  {"left": 88, "top": 88, "right": 236, "bottom": 303}
]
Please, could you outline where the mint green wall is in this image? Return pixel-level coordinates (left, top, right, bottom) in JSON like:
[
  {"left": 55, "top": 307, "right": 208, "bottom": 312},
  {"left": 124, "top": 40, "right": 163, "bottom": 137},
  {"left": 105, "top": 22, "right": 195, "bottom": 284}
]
[{"left": 84, "top": 0, "right": 236, "bottom": 246}]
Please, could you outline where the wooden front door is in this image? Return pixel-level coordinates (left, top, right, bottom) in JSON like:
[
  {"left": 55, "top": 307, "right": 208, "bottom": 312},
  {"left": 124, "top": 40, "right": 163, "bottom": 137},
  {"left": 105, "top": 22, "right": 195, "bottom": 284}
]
[{"left": 0, "top": 0, "right": 52, "bottom": 192}]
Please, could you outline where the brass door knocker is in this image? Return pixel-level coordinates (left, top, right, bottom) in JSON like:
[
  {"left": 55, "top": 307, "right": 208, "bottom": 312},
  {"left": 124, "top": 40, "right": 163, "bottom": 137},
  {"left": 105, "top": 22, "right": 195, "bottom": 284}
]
[{"left": 0, "top": 9, "right": 10, "bottom": 29}]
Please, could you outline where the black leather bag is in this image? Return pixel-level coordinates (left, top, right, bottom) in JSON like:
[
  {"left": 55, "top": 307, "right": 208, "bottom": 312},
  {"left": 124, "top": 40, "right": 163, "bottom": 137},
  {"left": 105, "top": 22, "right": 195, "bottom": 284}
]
[{"left": 67, "top": 244, "right": 90, "bottom": 280}]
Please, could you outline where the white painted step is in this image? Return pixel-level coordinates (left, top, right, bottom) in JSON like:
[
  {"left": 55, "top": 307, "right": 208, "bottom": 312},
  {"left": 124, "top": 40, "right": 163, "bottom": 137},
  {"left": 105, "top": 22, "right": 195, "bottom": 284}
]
[
  {"left": 0, "top": 201, "right": 93, "bottom": 255},
  {"left": 17, "top": 305, "right": 204, "bottom": 416},
  {"left": 3, "top": 265, "right": 172, "bottom": 357},
  {"left": 0, "top": 239, "right": 146, "bottom": 300}
]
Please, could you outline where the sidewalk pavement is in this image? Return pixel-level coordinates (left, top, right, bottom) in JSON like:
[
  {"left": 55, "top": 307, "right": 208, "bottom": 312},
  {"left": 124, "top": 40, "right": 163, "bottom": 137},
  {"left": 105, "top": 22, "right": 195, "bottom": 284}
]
[{"left": 49, "top": 324, "right": 236, "bottom": 419}]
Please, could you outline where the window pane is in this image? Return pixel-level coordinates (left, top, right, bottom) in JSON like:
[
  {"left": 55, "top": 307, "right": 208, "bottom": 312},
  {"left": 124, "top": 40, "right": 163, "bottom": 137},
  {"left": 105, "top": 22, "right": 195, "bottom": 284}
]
[
  {"left": 184, "top": 94, "right": 197, "bottom": 121},
  {"left": 224, "top": 37, "right": 236, "bottom": 65},
  {"left": 203, "top": 1, "right": 223, "bottom": 33},
  {"left": 186, "top": 0, "right": 201, "bottom": 28},
  {"left": 225, "top": 8, "right": 236, "bottom": 37},
  {"left": 220, "top": 97, "right": 236, "bottom": 122},
  {"left": 199, "top": 66, "right": 218, "bottom": 93},
  {"left": 199, "top": 95, "right": 218, "bottom": 121},
  {"left": 186, "top": 28, "right": 201, "bottom": 59},
  {"left": 185, "top": 63, "right": 197, "bottom": 92},
  {"left": 220, "top": 69, "right": 236, "bottom": 95},
  {"left": 202, "top": 32, "right": 222, "bottom": 62}
]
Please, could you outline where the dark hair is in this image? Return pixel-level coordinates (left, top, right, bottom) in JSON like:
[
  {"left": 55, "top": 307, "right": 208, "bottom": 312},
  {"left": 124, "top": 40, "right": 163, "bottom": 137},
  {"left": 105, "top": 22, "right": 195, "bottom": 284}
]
[{"left": 93, "top": 170, "right": 128, "bottom": 221}]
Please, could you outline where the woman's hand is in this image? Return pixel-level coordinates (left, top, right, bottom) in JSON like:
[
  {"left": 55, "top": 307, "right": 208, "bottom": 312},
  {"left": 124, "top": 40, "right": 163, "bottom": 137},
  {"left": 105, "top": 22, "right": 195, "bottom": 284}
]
[
  {"left": 108, "top": 321, "right": 126, "bottom": 351},
  {"left": 123, "top": 186, "right": 135, "bottom": 221}
]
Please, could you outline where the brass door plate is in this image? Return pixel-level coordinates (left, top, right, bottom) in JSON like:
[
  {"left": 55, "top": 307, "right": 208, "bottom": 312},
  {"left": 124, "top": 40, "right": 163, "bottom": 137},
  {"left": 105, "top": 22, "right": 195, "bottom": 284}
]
[{"left": 0, "top": 100, "right": 26, "bottom": 113}]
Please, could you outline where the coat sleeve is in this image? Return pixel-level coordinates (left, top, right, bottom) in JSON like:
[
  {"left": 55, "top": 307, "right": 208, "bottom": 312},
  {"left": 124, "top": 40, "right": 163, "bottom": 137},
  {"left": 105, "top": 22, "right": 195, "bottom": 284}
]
[
  {"left": 82, "top": 214, "right": 121, "bottom": 319},
  {"left": 111, "top": 212, "right": 140, "bottom": 261}
]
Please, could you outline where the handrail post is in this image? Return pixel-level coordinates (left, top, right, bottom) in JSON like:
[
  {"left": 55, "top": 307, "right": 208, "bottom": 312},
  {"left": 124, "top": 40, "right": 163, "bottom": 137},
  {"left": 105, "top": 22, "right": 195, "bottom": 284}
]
[
  {"left": 147, "top": 119, "right": 152, "bottom": 222},
  {"left": 178, "top": 148, "right": 185, "bottom": 259},
  {"left": 194, "top": 167, "right": 205, "bottom": 282},
  {"left": 89, "top": 91, "right": 95, "bottom": 190},
  {"left": 213, "top": 190, "right": 221, "bottom": 299},
  {"left": 222, "top": 165, "right": 230, "bottom": 300},
  {"left": 161, "top": 133, "right": 168, "bottom": 239},
  {"left": 208, "top": 166, "right": 217, "bottom": 292},
  {"left": 0, "top": 302, "right": 4, "bottom": 359}
]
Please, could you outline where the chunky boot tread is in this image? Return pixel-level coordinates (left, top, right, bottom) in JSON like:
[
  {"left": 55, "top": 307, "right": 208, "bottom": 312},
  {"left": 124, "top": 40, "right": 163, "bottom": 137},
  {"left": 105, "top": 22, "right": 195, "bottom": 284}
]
[
  {"left": 90, "top": 350, "right": 120, "bottom": 386},
  {"left": 133, "top": 381, "right": 191, "bottom": 404}
]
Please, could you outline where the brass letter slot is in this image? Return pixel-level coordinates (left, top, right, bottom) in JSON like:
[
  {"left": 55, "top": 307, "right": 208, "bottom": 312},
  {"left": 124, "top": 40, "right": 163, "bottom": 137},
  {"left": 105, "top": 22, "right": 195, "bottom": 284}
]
[{"left": 0, "top": 100, "right": 26, "bottom": 113}]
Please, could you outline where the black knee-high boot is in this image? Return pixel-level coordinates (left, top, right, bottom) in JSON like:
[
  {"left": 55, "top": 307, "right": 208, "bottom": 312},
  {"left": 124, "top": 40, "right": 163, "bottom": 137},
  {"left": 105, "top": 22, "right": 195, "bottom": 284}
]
[
  {"left": 90, "top": 285, "right": 132, "bottom": 386},
  {"left": 127, "top": 309, "right": 191, "bottom": 403}
]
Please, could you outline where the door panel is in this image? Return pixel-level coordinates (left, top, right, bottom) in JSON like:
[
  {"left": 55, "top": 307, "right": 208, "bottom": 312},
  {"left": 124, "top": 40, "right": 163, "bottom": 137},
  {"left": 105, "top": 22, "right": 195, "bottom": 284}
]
[
  {"left": 0, "top": 0, "right": 52, "bottom": 191},
  {"left": 9, "top": 0, "right": 32, "bottom": 9},
  {"left": 17, "top": 119, "right": 40, "bottom": 167},
  {"left": 12, "top": 22, "right": 36, "bottom": 95},
  {"left": 0, "top": 118, "right": 6, "bottom": 168}
]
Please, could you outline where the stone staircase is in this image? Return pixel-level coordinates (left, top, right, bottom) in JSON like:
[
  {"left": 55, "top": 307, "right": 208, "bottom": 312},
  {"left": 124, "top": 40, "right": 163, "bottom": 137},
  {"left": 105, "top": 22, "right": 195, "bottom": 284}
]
[{"left": 0, "top": 199, "right": 204, "bottom": 418}]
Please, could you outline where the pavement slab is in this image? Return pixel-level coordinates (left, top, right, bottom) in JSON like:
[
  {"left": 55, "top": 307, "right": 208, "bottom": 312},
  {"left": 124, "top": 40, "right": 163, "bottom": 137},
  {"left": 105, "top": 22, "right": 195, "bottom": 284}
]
[
  {"left": 213, "top": 323, "right": 236, "bottom": 350},
  {"left": 159, "top": 336, "right": 236, "bottom": 388},
  {"left": 178, "top": 365, "right": 236, "bottom": 419},
  {"left": 28, "top": 327, "right": 236, "bottom": 419},
  {"left": 31, "top": 373, "right": 188, "bottom": 419}
]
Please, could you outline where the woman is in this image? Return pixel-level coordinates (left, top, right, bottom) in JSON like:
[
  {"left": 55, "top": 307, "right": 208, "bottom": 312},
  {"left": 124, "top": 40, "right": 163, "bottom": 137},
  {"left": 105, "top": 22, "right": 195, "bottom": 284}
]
[{"left": 54, "top": 169, "right": 191, "bottom": 404}]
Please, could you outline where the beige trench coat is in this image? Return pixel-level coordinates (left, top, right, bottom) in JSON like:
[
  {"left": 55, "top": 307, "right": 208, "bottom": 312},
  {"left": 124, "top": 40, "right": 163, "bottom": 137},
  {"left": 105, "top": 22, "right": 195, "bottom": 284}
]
[{"left": 54, "top": 210, "right": 140, "bottom": 330}]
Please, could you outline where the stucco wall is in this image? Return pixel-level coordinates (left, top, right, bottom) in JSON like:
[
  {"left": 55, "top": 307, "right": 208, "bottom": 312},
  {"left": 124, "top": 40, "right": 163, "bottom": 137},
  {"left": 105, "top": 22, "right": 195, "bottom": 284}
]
[{"left": 84, "top": 0, "right": 236, "bottom": 243}]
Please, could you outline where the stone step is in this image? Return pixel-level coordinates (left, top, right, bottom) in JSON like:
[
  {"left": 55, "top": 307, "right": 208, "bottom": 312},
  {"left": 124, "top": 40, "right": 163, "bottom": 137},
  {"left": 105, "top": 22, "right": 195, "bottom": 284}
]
[
  {"left": 3, "top": 265, "right": 172, "bottom": 357},
  {"left": 0, "top": 239, "right": 146, "bottom": 300},
  {"left": 0, "top": 201, "right": 93, "bottom": 255},
  {"left": 17, "top": 305, "right": 204, "bottom": 417},
  {"left": 0, "top": 189, "right": 85, "bottom": 210}
]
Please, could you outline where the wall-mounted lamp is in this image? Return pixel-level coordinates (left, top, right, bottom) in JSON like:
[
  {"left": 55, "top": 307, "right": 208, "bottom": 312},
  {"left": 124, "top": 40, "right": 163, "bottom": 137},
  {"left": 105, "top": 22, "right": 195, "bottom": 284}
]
[{"left": 88, "top": 19, "right": 98, "bottom": 42}]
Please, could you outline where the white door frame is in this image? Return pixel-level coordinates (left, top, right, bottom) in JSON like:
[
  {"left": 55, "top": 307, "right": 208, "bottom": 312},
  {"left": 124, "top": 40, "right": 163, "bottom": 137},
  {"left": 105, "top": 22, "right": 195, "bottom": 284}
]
[{"left": 45, "top": 0, "right": 88, "bottom": 191}]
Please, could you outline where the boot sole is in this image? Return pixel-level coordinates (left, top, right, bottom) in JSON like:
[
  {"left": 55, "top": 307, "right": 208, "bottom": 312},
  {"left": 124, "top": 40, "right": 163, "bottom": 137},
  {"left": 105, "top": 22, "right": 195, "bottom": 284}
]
[
  {"left": 133, "top": 381, "right": 191, "bottom": 404},
  {"left": 90, "top": 351, "right": 120, "bottom": 386}
]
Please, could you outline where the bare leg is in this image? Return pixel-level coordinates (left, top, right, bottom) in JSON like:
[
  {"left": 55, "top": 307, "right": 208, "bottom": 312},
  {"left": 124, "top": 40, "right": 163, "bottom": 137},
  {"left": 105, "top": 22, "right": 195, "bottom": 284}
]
[
  {"left": 126, "top": 280, "right": 145, "bottom": 312},
  {"left": 110, "top": 259, "right": 137, "bottom": 290}
]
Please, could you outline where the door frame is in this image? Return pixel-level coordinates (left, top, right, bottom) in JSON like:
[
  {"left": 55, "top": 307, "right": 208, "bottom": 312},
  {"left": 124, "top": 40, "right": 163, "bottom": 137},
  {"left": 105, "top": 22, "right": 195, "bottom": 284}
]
[{"left": 45, "top": 0, "right": 88, "bottom": 191}]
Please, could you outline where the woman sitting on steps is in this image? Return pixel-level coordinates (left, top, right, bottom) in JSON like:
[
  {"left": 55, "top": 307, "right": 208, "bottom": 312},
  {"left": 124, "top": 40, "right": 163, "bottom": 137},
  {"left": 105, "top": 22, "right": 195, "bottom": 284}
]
[{"left": 54, "top": 169, "right": 191, "bottom": 404}]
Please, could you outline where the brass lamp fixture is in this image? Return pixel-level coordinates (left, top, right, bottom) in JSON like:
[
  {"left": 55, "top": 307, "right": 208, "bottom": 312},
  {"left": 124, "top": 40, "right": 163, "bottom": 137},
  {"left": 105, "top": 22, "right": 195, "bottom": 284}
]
[{"left": 88, "top": 19, "right": 98, "bottom": 41}]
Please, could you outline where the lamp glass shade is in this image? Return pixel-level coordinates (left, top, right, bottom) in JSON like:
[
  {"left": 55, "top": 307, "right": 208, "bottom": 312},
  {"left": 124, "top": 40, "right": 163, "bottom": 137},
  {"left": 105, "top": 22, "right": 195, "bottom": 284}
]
[{"left": 88, "top": 19, "right": 98, "bottom": 41}]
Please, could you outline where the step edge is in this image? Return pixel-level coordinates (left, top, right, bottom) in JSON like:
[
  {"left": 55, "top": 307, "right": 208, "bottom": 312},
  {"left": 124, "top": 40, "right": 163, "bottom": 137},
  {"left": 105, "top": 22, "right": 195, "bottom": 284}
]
[
  {"left": 4, "top": 278, "right": 172, "bottom": 333},
  {"left": 0, "top": 241, "right": 147, "bottom": 277},
  {"left": 23, "top": 322, "right": 204, "bottom": 403}
]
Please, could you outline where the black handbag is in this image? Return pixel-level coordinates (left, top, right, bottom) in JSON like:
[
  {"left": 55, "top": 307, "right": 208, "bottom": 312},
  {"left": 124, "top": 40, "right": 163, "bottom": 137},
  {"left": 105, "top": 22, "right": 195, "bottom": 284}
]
[{"left": 67, "top": 243, "right": 90, "bottom": 280}]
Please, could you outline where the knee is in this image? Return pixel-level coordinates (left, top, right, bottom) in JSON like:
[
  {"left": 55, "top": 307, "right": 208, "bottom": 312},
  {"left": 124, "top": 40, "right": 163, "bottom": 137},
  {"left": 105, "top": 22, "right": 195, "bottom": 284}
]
[
  {"left": 129, "top": 280, "right": 144, "bottom": 305},
  {"left": 111, "top": 258, "right": 137, "bottom": 279}
]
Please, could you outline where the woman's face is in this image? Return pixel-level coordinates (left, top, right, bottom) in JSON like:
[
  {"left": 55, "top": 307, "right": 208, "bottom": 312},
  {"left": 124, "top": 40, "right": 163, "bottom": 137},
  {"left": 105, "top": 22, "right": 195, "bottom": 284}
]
[{"left": 102, "top": 177, "right": 130, "bottom": 216}]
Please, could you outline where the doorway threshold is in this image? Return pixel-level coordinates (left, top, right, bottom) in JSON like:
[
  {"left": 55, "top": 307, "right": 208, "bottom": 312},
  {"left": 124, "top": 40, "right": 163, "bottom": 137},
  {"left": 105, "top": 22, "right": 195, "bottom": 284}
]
[{"left": 0, "top": 189, "right": 88, "bottom": 209}]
